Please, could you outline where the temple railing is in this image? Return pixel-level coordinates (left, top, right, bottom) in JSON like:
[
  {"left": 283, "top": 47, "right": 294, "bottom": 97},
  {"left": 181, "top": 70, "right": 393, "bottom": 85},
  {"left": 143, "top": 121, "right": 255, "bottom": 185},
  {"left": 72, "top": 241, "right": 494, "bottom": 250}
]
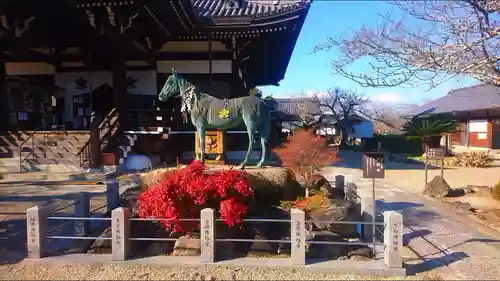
[
  {"left": 77, "top": 108, "right": 119, "bottom": 167},
  {"left": 18, "top": 129, "right": 54, "bottom": 172}
]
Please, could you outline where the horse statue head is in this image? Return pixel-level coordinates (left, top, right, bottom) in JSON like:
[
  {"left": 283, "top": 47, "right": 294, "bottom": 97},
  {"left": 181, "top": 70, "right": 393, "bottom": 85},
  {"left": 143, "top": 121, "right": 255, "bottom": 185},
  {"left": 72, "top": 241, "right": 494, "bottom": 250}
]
[
  {"left": 159, "top": 68, "right": 186, "bottom": 102},
  {"left": 158, "top": 69, "right": 199, "bottom": 122}
]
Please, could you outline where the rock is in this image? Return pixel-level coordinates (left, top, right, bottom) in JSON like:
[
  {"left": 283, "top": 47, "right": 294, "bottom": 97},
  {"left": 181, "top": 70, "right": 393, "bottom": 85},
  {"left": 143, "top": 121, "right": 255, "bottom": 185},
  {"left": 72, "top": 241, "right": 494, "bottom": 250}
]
[
  {"left": 250, "top": 206, "right": 291, "bottom": 240},
  {"left": 142, "top": 241, "right": 174, "bottom": 257},
  {"left": 309, "top": 199, "right": 358, "bottom": 237},
  {"left": 450, "top": 201, "right": 474, "bottom": 213},
  {"left": 249, "top": 234, "right": 277, "bottom": 256},
  {"left": 244, "top": 167, "right": 303, "bottom": 202},
  {"left": 172, "top": 235, "right": 201, "bottom": 256},
  {"left": 139, "top": 168, "right": 177, "bottom": 190},
  {"left": 87, "top": 227, "right": 112, "bottom": 254},
  {"left": 423, "top": 176, "right": 451, "bottom": 198},
  {"left": 345, "top": 183, "right": 358, "bottom": 201},
  {"left": 310, "top": 174, "right": 332, "bottom": 197},
  {"left": 347, "top": 247, "right": 372, "bottom": 261},
  {"left": 307, "top": 231, "right": 347, "bottom": 258},
  {"left": 448, "top": 188, "right": 466, "bottom": 197},
  {"left": 465, "top": 185, "right": 492, "bottom": 196}
]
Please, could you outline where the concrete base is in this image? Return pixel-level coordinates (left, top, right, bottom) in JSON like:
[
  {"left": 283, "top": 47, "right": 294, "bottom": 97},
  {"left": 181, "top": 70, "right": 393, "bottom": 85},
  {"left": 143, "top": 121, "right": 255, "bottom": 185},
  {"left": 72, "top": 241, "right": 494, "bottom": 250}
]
[{"left": 24, "top": 254, "right": 407, "bottom": 277}]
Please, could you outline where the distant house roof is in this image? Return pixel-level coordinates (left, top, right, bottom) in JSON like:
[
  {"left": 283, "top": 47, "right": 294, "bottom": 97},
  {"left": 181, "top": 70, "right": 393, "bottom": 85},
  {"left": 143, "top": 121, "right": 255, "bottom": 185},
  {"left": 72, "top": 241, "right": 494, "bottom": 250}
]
[
  {"left": 409, "top": 84, "right": 500, "bottom": 116},
  {"left": 266, "top": 97, "right": 321, "bottom": 121}
]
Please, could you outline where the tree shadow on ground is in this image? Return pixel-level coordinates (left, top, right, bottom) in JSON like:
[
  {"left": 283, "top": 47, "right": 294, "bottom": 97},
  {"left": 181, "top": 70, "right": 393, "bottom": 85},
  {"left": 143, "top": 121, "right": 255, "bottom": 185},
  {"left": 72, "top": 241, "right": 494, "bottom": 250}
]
[
  {"left": 0, "top": 218, "right": 28, "bottom": 265},
  {"left": 406, "top": 251, "right": 469, "bottom": 275}
]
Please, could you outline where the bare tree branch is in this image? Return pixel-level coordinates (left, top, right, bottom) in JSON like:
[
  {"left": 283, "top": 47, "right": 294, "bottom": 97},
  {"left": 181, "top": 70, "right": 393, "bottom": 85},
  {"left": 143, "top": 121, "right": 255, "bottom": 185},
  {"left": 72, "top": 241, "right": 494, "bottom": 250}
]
[{"left": 313, "top": 0, "right": 500, "bottom": 88}]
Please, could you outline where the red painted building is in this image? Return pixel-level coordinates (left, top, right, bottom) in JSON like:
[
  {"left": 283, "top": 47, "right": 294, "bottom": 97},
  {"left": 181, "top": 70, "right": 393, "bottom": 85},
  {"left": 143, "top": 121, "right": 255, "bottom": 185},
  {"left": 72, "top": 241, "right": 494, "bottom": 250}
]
[{"left": 409, "top": 84, "right": 500, "bottom": 150}]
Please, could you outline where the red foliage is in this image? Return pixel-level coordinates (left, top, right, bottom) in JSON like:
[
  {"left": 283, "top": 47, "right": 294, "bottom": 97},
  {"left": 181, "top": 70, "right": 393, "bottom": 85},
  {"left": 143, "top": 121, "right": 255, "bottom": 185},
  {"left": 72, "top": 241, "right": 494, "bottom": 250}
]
[
  {"left": 273, "top": 128, "right": 339, "bottom": 186},
  {"left": 137, "top": 161, "right": 253, "bottom": 233}
]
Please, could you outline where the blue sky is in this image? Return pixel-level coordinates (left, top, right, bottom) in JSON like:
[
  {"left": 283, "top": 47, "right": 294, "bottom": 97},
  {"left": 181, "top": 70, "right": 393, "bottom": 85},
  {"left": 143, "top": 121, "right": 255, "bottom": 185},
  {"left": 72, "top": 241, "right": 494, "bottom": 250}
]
[{"left": 261, "top": 0, "right": 480, "bottom": 105}]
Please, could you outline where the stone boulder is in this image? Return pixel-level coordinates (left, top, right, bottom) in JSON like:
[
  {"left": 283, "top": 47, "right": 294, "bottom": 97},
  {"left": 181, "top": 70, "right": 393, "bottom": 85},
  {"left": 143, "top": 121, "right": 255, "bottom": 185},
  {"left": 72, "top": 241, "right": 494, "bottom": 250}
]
[
  {"left": 423, "top": 176, "right": 451, "bottom": 198},
  {"left": 310, "top": 174, "right": 344, "bottom": 199},
  {"left": 172, "top": 235, "right": 201, "bottom": 256},
  {"left": 307, "top": 231, "right": 347, "bottom": 258},
  {"left": 243, "top": 167, "right": 303, "bottom": 202},
  {"left": 308, "top": 199, "right": 359, "bottom": 237}
]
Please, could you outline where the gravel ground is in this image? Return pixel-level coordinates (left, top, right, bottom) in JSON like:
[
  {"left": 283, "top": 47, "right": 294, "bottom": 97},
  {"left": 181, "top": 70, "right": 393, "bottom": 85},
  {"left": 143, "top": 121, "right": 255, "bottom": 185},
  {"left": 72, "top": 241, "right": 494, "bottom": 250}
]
[{"left": 0, "top": 263, "right": 442, "bottom": 280}]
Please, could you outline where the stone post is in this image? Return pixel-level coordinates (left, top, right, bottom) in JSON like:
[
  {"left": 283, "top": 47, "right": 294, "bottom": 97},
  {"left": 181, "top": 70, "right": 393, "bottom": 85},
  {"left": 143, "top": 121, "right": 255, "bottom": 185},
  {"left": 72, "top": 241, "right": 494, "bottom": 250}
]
[
  {"left": 361, "top": 196, "right": 373, "bottom": 240},
  {"left": 26, "top": 206, "right": 47, "bottom": 259},
  {"left": 74, "top": 192, "right": 90, "bottom": 236},
  {"left": 383, "top": 211, "right": 403, "bottom": 268},
  {"left": 106, "top": 180, "right": 120, "bottom": 212},
  {"left": 201, "top": 208, "right": 216, "bottom": 263},
  {"left": 335, "top": 174, "right": 345, "bottom": 197},
  {"left": 111, "top": 207, "right": 130, "bottom": 261},
  {"left": 291, "top": 208, "right": 306, "bottom": 265}
]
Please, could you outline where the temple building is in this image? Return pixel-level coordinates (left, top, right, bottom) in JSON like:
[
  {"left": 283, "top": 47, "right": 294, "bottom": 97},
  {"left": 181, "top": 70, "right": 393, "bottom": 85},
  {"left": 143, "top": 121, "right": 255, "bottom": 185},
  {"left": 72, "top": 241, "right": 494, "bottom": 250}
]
[{"left": 0, "top": 0, "right": 312, "bottom": 172}]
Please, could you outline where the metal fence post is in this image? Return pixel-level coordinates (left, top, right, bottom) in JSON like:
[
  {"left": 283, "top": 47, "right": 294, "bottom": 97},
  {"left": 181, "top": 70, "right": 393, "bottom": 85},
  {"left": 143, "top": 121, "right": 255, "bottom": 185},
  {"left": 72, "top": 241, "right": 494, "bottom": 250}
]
[
  {"left": 201, "top": 208, "right": 216, "bottom": 263},
  {"left": 74, "top": 192, "right": 90, "bottom": 236},
  {"left": 26, "top": 206, "right": 47, "bottom": 259},
  {"left": 111, "top": 207, "right": 130, "bottom": 261},
  {"left": 383, "top": 211, "right": 403, "bottom": 268},
  {"left": 361, "top": 196, "right": 373, "bottom": 240},
  {"left": 106, "top": 180, "right": 120, "bottom": 212},
  {"left": 291, "top": 208, "right": 305, "bottom": 265}
]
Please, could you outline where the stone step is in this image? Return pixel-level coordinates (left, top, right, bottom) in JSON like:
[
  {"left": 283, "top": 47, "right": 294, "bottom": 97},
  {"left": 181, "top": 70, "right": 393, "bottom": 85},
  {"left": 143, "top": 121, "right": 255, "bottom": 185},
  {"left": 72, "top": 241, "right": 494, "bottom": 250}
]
[{"left": 0, "top": 170, "right": 114, "bottom": 181}]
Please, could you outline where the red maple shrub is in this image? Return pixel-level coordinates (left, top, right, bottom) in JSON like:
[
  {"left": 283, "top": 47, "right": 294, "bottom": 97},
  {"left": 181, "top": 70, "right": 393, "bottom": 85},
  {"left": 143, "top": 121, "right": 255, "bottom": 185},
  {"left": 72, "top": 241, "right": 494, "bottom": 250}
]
[
  {"left": 273, "top": 128, "right": 339, "bottom": 197},
  {"left": 137, "top": 160, "right": 253, "bottom": 233}
]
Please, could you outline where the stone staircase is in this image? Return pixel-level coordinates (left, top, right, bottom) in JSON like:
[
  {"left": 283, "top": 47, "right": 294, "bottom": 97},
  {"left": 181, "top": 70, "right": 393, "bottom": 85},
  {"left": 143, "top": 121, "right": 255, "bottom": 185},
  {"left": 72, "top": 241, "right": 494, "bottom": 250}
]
[{"left": 0, "top": 131, "right": 90, "bottom": 173}]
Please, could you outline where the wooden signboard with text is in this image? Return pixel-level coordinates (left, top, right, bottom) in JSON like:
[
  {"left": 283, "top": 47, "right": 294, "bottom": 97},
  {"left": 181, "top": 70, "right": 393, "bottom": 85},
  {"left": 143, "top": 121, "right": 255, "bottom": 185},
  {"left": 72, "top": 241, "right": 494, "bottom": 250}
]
[{"left": 362, "top": 152, "right": 385, "bottom": 179}]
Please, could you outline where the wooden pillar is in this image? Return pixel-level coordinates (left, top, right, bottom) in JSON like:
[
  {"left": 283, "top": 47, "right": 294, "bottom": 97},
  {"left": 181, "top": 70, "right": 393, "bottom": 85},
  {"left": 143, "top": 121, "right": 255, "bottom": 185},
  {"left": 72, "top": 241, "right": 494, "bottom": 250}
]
[
  {"left": 112, "top": 48, "right": 127, "bottom": 130},
  {"left": 231, "top": 36, "right": 240, "bottom": 98},
  {"left": 208, "top": 31, "right": 213, "bottom": 94},
  {"left": 89, "top": 111, "right": 102, "bottom": 170},
  {"left": 0, "top": 47, "right": 8, "bottom": 132}
]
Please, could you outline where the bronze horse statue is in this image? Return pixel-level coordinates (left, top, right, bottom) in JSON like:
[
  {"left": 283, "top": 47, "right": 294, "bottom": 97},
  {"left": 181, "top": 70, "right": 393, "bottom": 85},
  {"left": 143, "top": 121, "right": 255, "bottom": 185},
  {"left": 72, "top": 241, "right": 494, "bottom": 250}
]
[{"left": 159, "top": 69, "right": 271, "bottom": 168}]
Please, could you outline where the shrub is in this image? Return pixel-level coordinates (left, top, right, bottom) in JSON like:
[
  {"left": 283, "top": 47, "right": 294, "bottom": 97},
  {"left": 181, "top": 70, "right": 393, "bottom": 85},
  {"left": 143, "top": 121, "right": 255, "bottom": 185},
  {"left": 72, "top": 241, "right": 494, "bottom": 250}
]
[
  {"left": 492, "top": 181, "right": 500, "bottom": 201},
  {"left": 452, "top": 152, "right": 493, "bottom": 168},
  {"left": 137, "top": 160, "right": 253, "bottom": 233},
  {"left": 273, "top": 128, "right": 339, "bottom": 197}
]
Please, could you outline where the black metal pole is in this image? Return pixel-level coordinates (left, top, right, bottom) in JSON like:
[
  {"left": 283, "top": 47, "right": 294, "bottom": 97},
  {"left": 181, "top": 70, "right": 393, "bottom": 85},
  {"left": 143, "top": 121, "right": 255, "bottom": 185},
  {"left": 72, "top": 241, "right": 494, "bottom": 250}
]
[
  {"left": 372, "top": 177, "right": 376, "bottom": 255},
  {"left": 424, "top": 147, "right": 428, "bottom": 186}
]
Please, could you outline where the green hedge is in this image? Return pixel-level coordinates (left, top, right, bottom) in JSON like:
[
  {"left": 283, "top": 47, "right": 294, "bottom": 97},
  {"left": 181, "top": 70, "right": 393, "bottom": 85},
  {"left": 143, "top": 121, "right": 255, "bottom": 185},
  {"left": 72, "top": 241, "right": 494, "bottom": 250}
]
[{"left": 362, "top": 135, "right": 422, "bottom": 154}]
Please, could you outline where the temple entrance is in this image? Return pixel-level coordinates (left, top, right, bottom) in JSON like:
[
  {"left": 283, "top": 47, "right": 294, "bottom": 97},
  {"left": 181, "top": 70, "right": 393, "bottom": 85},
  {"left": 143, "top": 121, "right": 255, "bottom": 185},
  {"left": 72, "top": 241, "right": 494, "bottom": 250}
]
[{"left": 73, "top": 83, "right": 114, "bottom": 129}]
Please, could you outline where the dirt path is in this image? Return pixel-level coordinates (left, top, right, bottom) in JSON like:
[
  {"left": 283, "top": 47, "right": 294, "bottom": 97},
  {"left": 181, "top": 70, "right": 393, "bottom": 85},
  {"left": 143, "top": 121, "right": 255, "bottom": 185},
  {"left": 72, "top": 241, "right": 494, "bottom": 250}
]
[
  {"left": 322, "top": 151, "right": 500, "bottom": 280},
  {"left": 0, "top": 182, "right": 110, "bottom": 265},
  {"left": 0, "top": 263, "right": 443, "bottom": 280}
]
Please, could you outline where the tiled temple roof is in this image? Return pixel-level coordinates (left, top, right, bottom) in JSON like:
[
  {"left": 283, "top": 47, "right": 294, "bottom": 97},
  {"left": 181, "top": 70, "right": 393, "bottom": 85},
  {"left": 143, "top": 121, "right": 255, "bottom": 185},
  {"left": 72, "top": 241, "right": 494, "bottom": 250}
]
[
  {"left": 409, "top": 84, "right": 500, "bottom": 116},
  {"left": 191, "top": 0, "right": 310, "bottom": 18}
]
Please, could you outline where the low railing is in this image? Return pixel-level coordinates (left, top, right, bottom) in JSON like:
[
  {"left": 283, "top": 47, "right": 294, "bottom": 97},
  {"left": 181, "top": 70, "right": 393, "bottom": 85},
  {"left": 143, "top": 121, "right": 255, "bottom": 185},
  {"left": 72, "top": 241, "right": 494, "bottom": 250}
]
[
  {"left": 27, "top": 181, "right": 121, "bottom": 256},
  {"left": 26, "top": 188, "right": 403, "bottom": 269},
  {"left": 18, "top": 130, "right": 53, "bottom": 172}
]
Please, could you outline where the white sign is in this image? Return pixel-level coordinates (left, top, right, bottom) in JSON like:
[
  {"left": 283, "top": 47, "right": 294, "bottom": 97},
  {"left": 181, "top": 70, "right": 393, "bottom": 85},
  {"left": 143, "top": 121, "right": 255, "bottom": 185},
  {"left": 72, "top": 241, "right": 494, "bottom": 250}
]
[{"left": 469, "top": 121, "right": 487, "bottom": 133}]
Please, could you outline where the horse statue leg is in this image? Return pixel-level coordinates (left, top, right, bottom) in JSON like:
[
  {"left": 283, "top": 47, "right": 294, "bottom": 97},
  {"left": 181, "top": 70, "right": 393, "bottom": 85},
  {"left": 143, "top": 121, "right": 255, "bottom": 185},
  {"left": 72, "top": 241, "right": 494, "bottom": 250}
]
[
  {"left": 196, "top": 125, "right": 206, "bottom": 163},
  {"left": 256, "top": 110, "right": 270, "bottom": 168},
  {"left": 239, "top": 120, "right": 255, "bottom": 169}
]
